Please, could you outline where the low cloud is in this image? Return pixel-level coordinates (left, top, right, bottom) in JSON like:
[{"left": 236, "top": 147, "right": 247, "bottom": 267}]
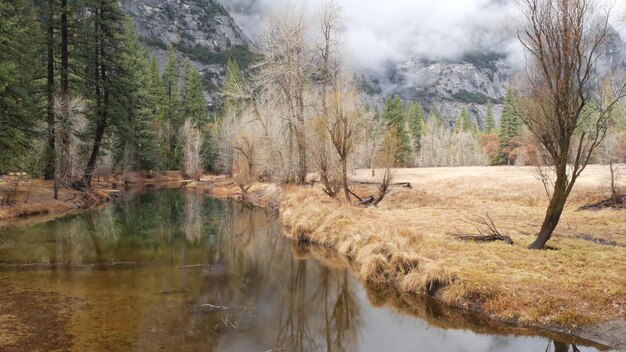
[{"left": 223, "top": 0, "right": 626, "bottom": 73}]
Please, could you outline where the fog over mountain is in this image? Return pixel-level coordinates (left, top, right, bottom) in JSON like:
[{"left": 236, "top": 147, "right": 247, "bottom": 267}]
[
  {"left": 224, "top": 0, "right": 625, "bottom": 73},
  {"left": 223, "top": 0, "right": 626, "bottom": 125}
]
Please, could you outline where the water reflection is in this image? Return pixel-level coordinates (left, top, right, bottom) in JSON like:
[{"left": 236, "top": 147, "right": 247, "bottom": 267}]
[{"left": 0, "top": 189, "right": 607, "bottom": 351}]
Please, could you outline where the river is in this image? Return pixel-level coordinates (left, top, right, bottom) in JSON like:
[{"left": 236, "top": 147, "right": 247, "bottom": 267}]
[{"left": 0, "top": 188, "right": 607, "bottom": 351}]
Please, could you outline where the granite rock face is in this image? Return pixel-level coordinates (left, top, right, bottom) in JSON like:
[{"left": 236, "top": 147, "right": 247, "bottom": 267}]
[
  {"left": 360, "top": 29, "right": 626, "bottom": 126},
  {"left": 120, "top": 0, "right": 254, "bottom": 108}
]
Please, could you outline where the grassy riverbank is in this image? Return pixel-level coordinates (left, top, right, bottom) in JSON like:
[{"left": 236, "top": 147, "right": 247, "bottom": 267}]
[
  {"left": 187, "top": 165, "right": 626, "bottom": 348},
  {"left": 281, "top": 165, "right": 626, "bottom": 347},
  {"left": 0, "top": 171, "right": 184, "bottom": 224}
]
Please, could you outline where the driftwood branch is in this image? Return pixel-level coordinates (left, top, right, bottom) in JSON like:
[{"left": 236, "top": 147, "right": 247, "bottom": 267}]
[
  {"left": 456, "top": 214, "right": 514, "bottom": 245},
  {"left": 351, "top": 181, "right": 411, "bottom": 188}
]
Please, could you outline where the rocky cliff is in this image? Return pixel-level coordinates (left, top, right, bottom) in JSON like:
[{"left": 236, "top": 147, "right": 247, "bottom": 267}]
[
  {"left": 120, "top": 0, "right": 256, "bottom": 108},
  {"left": 360, "top": 29, "right": 626, "bottom": 127}
]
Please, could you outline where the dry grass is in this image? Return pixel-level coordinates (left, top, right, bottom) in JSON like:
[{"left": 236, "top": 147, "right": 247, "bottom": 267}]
[
  {"left": 187, "top": 175, "right": 282, "bottom": 210},
  {"left": 0, "top": 179, "right": 111, "bottom": 224},
  {"left": 280, "top": 165, "right": 626, "bottom": 329}
]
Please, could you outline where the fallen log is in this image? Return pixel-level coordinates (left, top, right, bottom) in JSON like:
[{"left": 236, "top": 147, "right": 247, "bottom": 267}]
[
  {"left": 352, "top": 181, "right": 411, "bottom": 188},
  {"left": 578, "top": 196, "right": 626, "bottom": 211},
  {"left": 456, "top": 233, "right": 514, "bottom": 245},
  {"left": 354, "top": 196, "right": 374, "bottom": 206}
]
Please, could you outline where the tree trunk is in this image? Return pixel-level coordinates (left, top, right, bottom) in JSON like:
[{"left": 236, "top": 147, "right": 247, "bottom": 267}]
[
  {"left": 44, "top": 0, "right": 55, "bottom": 182},
  {"left": 341, "top": 157, "right": 350, "bottom": 202},
  {"left": 296, "top": 129, "right": 307, "bottom": 184},
  {"left": 83, "top": 7, "right": 106, "bottom": 187},
  {"left": 59, "top": 0, "right": 71, "bottom": 183},
  {"left": 528, "top": 171, "right": 568, "bottom": 249},
  {"left": 83, "top": 93, "right": 108, "bottom": 187}
]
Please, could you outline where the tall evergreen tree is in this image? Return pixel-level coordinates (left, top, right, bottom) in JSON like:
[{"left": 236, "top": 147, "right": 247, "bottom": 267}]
[
  {"left": 221, "top": 58, "right": 243, "bottom": 115},
  {"left": 381, "top": 96, "right": 413, "bottom": 165},
  {"left": 454, "top": 108, "right": 478, "bottom": 137},
  {"left": 111, "top": 20, "right": 157, "bottom": 171},
  {"left": 497, "top": 86, "right": 523, "bottom": 165},
  {"left": 146, "top": 57, "right": 167, "bottom": 171},
  {"left": 163, "top": 45, "right": 182, "bottom": 169},
  {"left": 41, "top": 0, "right": 56, "bottom": 180},
  {"left": 183, "top": 59, "right": 208, "bottom": 125},
  {"left": 82, "top": 0, "right": 128, "bottom": 185},
  {"left": 484, "top": 103, "right": 497, "bottom": 134},
  {"left": 0, "top": 1, "right": 41, "bottom": 152},
  {"left": 407, "top": 102, "right": 424, "bottom": 151}
]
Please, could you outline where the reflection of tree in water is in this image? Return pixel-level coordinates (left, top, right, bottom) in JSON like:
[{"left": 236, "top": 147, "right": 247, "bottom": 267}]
[
  {"left": 549, "top": 341, "right": 581, "bottom": 352},
  {"left": 277, "top": 258, "right": 361, "bottom": 352},
  {"left": 0, "top": 190, "right": 598, "bottom": 351},
  {"left": 206, "top": 204, "right": 361, "bottom": 351},
  {"left": 183, "top": 191, "right": 204, "bottom": 243}
]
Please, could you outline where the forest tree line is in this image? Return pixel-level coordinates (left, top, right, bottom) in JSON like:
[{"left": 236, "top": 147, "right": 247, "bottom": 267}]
[
  {"left": 1, "top": 0, "right": 625, "bottom": 214},
  {"left": 1, "top": 0, "right": 212, "bottom": 194}
]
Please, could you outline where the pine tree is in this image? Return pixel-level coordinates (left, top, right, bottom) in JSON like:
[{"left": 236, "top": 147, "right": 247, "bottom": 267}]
[
  {"left": 407, "top": 102, "right": 424, "bottom": 151},
  {"left": 484, "top": 103, "right": 497, "bottom": 134},
  {"left": 454, "top": 109, "right": 466, "bottom": 134},
  {"left": 497, "top": 87, "right": 522, "bottom": 165},
  {"left": 146, "top": 57, "right": 168, "bottom": 171},
  {"left": 221, "top": 58, "right": 244, "bottom": 115},
  {"left": 381, "top": 96, "right": 413, "bottom": 166},
  {"left": 0, "top": 1, "right": 41, "bottom": 152},
  {"left": 82, "top": 0, "right": 129, "bottom": 185},
  {"left": 111, "top": 20, "right": 158, "bottom": 171},
  {"left": 454, "top": 108, "right": 476, "bottom": 136},
  {"left": 163, "top": 45, "right": 182, "bottom": 169},
  {"left": 41, "top": 0, "right": 56, "bottom": 180},
  {"left": 183, "top": 59, "right": 208, "bottom": 125}
]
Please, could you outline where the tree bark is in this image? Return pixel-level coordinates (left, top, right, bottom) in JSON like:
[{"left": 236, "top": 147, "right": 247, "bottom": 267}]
[
  {"left": 83, "top": 89, "right": 108, "bottom": 187},
  {"left": 341, "top": 157, "right": 350, "bottom": 202},
  {"left": 83, "top": 5, "right": 106, "bottom": 187},
  {"left": 528, "top": 168, "right": 568, "bottom": 249},
  {"left": 44, "top": 0, "right": 55, "bottom": 183},
  {"left": 59, "top": 0, "right": 71, "bottom": 182}
]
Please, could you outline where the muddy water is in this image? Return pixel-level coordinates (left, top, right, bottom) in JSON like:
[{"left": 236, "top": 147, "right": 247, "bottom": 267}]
[{"left": 0, "top": 189, "right": 607, "bottom": 351}]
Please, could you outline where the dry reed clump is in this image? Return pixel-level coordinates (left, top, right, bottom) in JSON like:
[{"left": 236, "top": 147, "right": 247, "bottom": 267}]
[{"left": 280, "top": 166, "right": 626, "bottom": 329}]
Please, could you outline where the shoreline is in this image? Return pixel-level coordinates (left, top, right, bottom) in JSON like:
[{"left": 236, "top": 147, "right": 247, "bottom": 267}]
[
  {"left": 185, "top": 168, "right": 626, "bottom": 351},
  {"left": 0, "top": 172, "right": 187, "bottom": 227},
  {"left": 2, "top": 169, "right": 623, "bottom": 349},
  {"left": 0, "top": 189, "right": 111, "bottom": 226}
]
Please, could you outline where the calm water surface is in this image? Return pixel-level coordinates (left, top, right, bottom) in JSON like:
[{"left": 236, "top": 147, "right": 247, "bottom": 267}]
[{"left": 0, "top": 188, "right": 606, "bottom": 351}]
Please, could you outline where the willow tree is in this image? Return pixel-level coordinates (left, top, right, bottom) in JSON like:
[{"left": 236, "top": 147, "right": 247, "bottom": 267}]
[{"left": 515, "top": 0, "right": 625, "bottom": 249}]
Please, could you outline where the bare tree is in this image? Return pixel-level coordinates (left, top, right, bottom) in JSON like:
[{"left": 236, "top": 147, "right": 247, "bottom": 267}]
[
  {"left": 54, "top": 96, "right": 88, "bottom": 190},
  {"left": 215, "top": 108, "right": 238, "bottom": 177},
  {"left": 181, "top": 119, "right": 204, "bottom": 180},
  {"left": 325, "top": 82, "right": 367, "bottom": 202},
  {"left": 258, "top": 5, "right": 314, "bottom": 184},
  {"left": 233, "top": 131, "right": 258, "bottom": 200},
  {"left": 515, "top": 0, "right": 626, "bottom": 249},
  {"left": 310, "top": 115, "right": 340, "bottom": 197}
]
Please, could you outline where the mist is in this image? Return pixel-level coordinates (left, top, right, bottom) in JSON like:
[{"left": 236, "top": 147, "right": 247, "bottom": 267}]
[
  {"left": 223, "top": 0, "right": 626, "bottom": 74},
  {"left": 224, "top": 0, "right": 520, "bottom": 71}
]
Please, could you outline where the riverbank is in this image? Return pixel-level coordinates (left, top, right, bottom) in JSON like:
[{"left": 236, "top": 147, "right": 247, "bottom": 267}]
[
  {"left": 281, "top": 165, "right": 626, "bottom": 350},
  {"left": 0, "top": 171, "right": 185, "bottom": 225},
  {"left": 0, "top": 179, "right": 111, "bottom": 224},
  {"left": 187, "top": 165, "right": 626, "bottom": 350},
  {"left": 186, "top": 175, "right": 282, "bottom": 210}
]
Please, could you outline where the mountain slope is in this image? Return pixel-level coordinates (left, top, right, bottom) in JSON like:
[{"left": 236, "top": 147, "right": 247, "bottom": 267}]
[
  {"left": 120, "top": 0, "right": 256, "bottom": 108},
  {"left": 360, "top": 29, "right": 626, "bottom": 127}
]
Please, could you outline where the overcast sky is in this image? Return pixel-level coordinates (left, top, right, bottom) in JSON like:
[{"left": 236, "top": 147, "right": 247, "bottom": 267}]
[{"left": 224, "top": 0, "right": 626, "bottom": 72}]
